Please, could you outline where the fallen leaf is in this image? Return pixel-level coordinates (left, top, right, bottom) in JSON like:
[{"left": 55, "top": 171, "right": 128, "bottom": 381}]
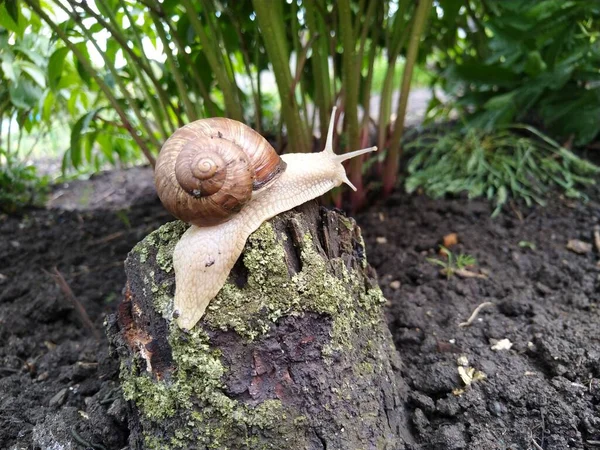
[
  {"left": 458, "top": 366, "right": 486, "bottom": 386},
  {"left": 457, "top": 355, "right": 469, "bottom": 367},
  {"left": 443, "top": 233, "right": 458, "bottom": 248},
  {"left": 566, "top": 239, "right": 592, "bottom": 255}
]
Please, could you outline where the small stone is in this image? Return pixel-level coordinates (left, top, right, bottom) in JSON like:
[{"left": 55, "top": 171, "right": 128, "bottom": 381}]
[
  {"left": 456, "top": 355, "right": 468, "bottom": 366},
  {"left": 436, "top": 396, "right": 461, "bottom": 417},
  {"left": 535, "top": 282, "right": 552, "bottom": 295},
  {"left": 107, "top": 397, "right": 128, "bottom": 424},
  {"left": 409, "top": 391, "right": 436, "bottom": 414},
  {"left": 389, "top": 280, "right": 401, "bottom": 290},
  {"left": 488, "top": 400, "right": 506, "bottom": 417},
  {"left": 36, "top": 371, "right": 49, "bottom": 382},
  {"left": 566, "top": 239, "right": 592, "bottom": 255},
  {"left": 434, "top": 423, "right": 467, "bottom": 449},
  {"left": 49, "top": 388, "right": 68, "bottom": 407},
  {"left": 376, "top": 236, "right": 387, "bottom": 244},
  {"left": 491, "top": 338, "right": 513, "bottom": 351},
  {"left": 412, "top": 408, "right": 430, "bottom": 435},
  {"left": 0, "top": 273, "right": 7, "bottom": 285}
]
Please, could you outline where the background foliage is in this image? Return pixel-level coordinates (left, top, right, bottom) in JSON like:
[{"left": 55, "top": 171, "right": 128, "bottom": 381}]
[
  {"left": 427, "top": 0, "right": 600, "bottom": 145},
  {"left": 0, "top": 0, "right": 598, "bottom": 213}
]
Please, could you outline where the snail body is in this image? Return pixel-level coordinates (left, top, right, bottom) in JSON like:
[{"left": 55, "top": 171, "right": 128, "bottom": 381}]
[{"left": 155, "top": 108, "right": 376, "bottom": 330}]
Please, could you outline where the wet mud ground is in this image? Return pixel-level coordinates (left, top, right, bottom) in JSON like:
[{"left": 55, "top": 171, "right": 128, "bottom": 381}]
[{"left": 1, "top": 169, "right": 599, "bottom": 449}]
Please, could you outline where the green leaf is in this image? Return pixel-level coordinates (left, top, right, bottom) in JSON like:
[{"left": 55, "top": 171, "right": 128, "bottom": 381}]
[
  {"left": 9, "top": 79, "right": 42, "bottom": 109},
  {"left": 0, "top": 2, "right": 19, "bottom": 33},
  {"left": 5, "top": 0, "right": 18, "bottom": 25},
  {"left": 42, "top": 90, "right": 54, "bottom": 122},
  {"left": 48, "top": 47, "right": 69, "bottom": 91},
  {"left": 74, "top": 42, "right": 92, "bottom": 86},
  {"left": 17, "top": 60, "right": 46, "bottom": 88},
  {"left": 524, "top": 51, "right": 547, "bottom": 76},
  {"left": 70, "top": 108, "right": 104, "bottom": 168},
  {"left": 13, "top": 45, "right": 47, "bottom": 67},
  {"left": 450, "top": 62, "right": 518, "bottom": 87},
  {"left": 1, "top": 57, "right": 16, "bottom": 81}
]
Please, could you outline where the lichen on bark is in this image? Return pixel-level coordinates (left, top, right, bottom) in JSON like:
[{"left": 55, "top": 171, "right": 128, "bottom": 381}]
[{"left": 112, "top": 204, "right": 411, "bottom": 449}]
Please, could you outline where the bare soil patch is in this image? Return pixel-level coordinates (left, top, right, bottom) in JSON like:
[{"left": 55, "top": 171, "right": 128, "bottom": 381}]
[{"left": 1, "top": 168, "right": 599, "bottom": 449}]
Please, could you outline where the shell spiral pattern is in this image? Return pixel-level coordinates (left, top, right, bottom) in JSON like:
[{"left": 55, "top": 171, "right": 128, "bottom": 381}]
[{"left": 154, "top": 118, "right": 286, "bottom": 227}]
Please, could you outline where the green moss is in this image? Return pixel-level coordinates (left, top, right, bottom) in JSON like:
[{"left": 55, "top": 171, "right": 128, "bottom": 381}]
[
  {"left": 121, "top": 323, "right": 293, "bottom": 449},
  {"left": 156, "top": 222, "right": 187, "bottom": 273},
  {"left": 204, "top": 224, "right": 384, "bottom": 350},
  {"left": 122, "top": 216, "right": 389, "bottom": 448},
  {"left": 338, "top": 214, "right": 355, "bottom": 231}
]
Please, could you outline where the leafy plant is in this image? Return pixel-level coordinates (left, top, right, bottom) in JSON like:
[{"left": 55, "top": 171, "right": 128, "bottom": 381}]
[
  {"left": 0, "top": 149, "right": 49, "bottom": 213},
  {"left": 405, "top": 124, "right": 600, "bottom": 216},
  {"left": 518, "top": 241, "right": 537, "bottom": 250},
  {"left": 11, "top": 0, "right": 435, "bottom": 210},
  {"left": 427, "top": 0, "right": 600, "bottom": 146},
  {"left": 427, "top": 246, "right": 476, "bottom": 279}
]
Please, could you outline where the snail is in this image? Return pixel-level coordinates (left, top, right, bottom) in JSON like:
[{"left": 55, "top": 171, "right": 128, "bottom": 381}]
[{"left": 154, "top": 107, "right": 376, "bottom": 330}]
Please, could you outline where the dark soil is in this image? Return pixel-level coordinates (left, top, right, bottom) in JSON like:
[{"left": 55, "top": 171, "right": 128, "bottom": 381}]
[{"left": 1, "top": 169, "right": 599, "bottom": 449}]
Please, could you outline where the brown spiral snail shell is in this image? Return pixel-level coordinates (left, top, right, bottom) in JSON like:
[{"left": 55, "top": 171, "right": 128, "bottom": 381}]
[
  {"left": 153, "top": 107, "right": 377, "bottom": 330},
  {"left": 154, "top": 118, "right": 287, "bottom": 227}
]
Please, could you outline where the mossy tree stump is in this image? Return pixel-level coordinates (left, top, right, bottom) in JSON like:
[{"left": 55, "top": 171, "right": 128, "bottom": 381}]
[{"left": 107, "top": 202, "right": 413, "bottom": 449}]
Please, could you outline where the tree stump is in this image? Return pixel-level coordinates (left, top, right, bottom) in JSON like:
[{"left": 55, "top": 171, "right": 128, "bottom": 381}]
[{"left": 106, "top": 202, "right": 413, "bottom": 449}]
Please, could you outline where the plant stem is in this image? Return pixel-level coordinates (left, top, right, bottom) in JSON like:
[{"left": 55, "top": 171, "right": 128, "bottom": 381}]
[
  {"left": 253, "top": 0, "right": 311, "bottom": 153},
  {"left": 383, "top": 0, "right": 432, "bottom": 196},
  {"left": 56, "top": 0, "right": 163, "bottom": 151},
  {"left": 199, "top": 0, "right": 238, "bottom": 97},
  {"left": 182, "top": 0, "right": 243, "bottom": 121},
  {"left": 228, "top": 10, "right": 262, "bottom": 131},
  {"left": 71, "top": 0, "right": 170, "bottom": 139},
  {"left": 338, "top": 0, "right": 359, "bottom": 153},
  {"left": 117, "top": 0, "right": 177, "bottom": 133},
  {"left": 338, "top": 0, "right": 365, "bottom": 208},
  {"left": 254, "top": 30, "right": 264, "bottom": 133},
  {"left": 0, "top": 110, "right": 4, "bottom": 153},
  {"left": 23, "top": 0, "right": 156, "bottom": 167},
  {"left": 304, "top": 0, "right": 332, "bottom": 144},
  {"left": 6, "top": 113, "right": 12, "bottom": 162},
  {"left": 151, "top": 12, "right": 198, "bottom": 123},
  {"left": 154, "top": 2, "right": 218, "bottom": 118},
  {"left": 377, "top": 1, "right": 411, "bottom": 153}
]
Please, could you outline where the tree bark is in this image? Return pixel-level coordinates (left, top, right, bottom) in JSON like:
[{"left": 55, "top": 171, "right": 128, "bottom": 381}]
[{"left": 106, "top": 201, "right": 414, "bottom": 450}]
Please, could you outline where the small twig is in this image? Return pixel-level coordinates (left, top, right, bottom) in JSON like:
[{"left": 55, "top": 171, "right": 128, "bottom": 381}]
[
  {"left": 89, "top": 231, "right": 125, "bottom": 247},
  {"left": 531, "top": 439, "right": 544, "bottom": 450},
  {"left": 453, "top": 268, "right": 488, "bottom": 279},
  {"left": 459, "top": 302, "right": 494, "bottom": 328},
  {"left": 91, "top": 188, "right": 116, "bottom": 205},
  {"left": 593, "top": 226, "right": 600, "bottom": 254},
  {"left": 509, "top": 200, "right": 524, "bottom": 223},
  {"left": 46, "top": 267, "right": 100, "bottom": 340},
  {"left": 289, "top": 34, "right": 319, "bottom": 102},
  {"left": 70, "top": 261, "right": 124, "bottom": 278},
  {"left": 70, "top": 427, "right": 108, "bottom": 450}
]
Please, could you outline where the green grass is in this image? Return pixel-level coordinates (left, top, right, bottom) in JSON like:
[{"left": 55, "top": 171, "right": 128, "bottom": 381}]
[
  {"left": 0, "top": 148, "right": 49, "bottom": 213},
  {"left": 404, "top": 124, "right": 600, "bottom": 216},
  {"left": 427, "top": 246, "right": 477, "bottom": 279}
]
